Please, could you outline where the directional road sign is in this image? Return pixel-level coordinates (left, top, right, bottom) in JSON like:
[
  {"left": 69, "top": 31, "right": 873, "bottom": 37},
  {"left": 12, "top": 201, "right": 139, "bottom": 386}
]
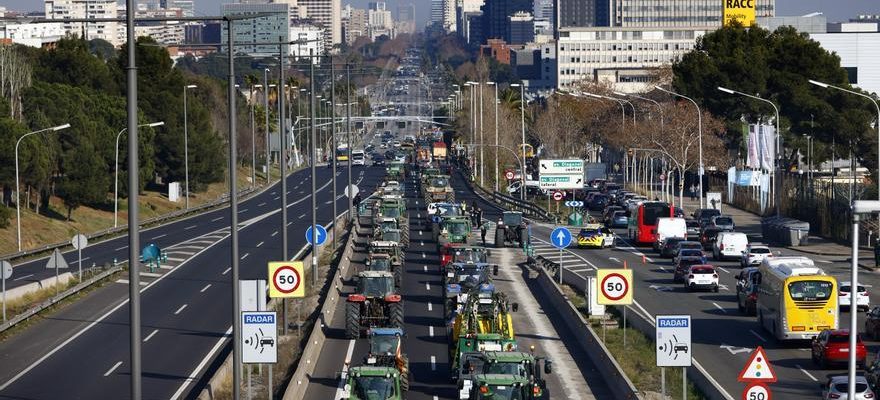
[
  {"left": 305, "top": 225, "right": 328, "bottom": 246},
  {"left": 45, "top": 249, "right": 69, "bottom": 270},
  {"left": 597, "top": 269, "right": 633, "bottom": 305},
  {"left": 539, "top": 175, "right": 583, "bottom": 190},
  {"left": 564, "top": 201, "right": 583, "bottom": 208},
  {"left": 241, "top": 311, "right": 278, "bottom": 364},
  {"left": 552, "top": 191, "right": 564, "bottom": 201},
  {"left": 742, "top": 383, "right": 771, "bottom": 400},
  {"left": 738, "top": 346, "right": 777, "bottom": 383},
  {"left": 655, "top": 314, "right": 692, "bottom": 367},
  {"left": 539, "top": 159, "right": 584, "bottom": 190},
  {"left": 550, "top": 227, "right": 572, "bottom": 249},
  {"left": 268, "top": 261, "right": 305, "bottom": 298},
  {"left": 539, "top": 159, "right": 584, "bottom": 174}
]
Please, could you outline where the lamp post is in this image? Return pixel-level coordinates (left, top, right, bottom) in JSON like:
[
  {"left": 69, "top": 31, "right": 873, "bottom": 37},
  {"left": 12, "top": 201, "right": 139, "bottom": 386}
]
[
  {"left": 718, "top": 86, "right": 780, "bottom": 214},
  {"left": 263, "top": 68, "right": 271, "bottom": 184},
  {"left": 657, "top": 86, "right": 705, "bottom": 208},
  {"left": 183, "top": 84, "right": 197, "bottom": 209},
  {"left": 479, "top": 82, "right": 485, "bottom": 186},
  {"left": 486, "top": 82, "right": 498, "bottom": 191},
  {"left": 252, "top": 84, "right": 261, "bottom": 187},
  {"left": 582, "top": 91, "right": 627, "bottom": 184},
  {"left": 511, "top": 83, "right": 527, "bottom": 201},
  {"left": 809, "top": 79, "right": 880, "bottom": 199},
  {"left": 15, "top": 123, "right": 71, "bottom": 251},
  {"left": 115, "top": 122, "right": 164, "bottom": 228}
]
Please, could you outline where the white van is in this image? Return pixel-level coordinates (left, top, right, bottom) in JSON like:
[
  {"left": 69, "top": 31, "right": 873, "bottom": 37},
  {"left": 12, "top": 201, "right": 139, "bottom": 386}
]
[
  {"left": 351, "top": 150, "right": 365, "bottom": 165},
  {"left": 654, "top": 217, "right": 687, "bottom": 250},
  {"left": 713, "top": 232, "right": 748, "bottom": 260}
]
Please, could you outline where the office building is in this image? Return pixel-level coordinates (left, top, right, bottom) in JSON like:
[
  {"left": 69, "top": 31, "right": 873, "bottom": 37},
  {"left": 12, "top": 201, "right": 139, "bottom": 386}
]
[
  {"left": 463, "top": 10, "right": 484, "bottom": 44},
  {"left": 555, "top": 0, "right": 601, "bottom": 28},
  {"left": 481, "top": 0, "right": 531, "bottom": 41},
  {"left": 290, "top": 24, "right": 325, "bottom": 62},
  {"left": 160, "top": 0, "right": 194, "bottom": 17},
  {"left": 609, "top": 0, "right": 775, "bottom": 28},
  {"left": 456, "top": 0, "right": 484, "bottom": 39},
  {"left": 44, "top": 0, "right": 122, "bottom": 46},
  {"left": 431, "top": 0, "right": 444, "bottom": 27},
  {"left": 0, "top": 20, "right": 64, "bottom": 47},
  {"left": 396, "top": 3, "right": 416, "bottom": 34},
  {"left": 342, "top": 4, "right": 368, "bottom": 44},
  {"left": 368, "top": 4, "right": 394, "bottom": 39},
  {"left": 221, "top": 3, "right": 291, "bottom": 56},
  {"left": 298, "top": 0, "right": 342, "bottom": 48},
  {"left": 508, "top": 11, "right": 535, "bottom": 44}
]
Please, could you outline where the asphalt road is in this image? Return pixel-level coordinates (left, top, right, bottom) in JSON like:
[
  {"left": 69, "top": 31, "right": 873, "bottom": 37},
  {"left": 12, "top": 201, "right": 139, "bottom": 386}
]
[{"left": 0, "top": 164, "right": 387, "bottom": 399}]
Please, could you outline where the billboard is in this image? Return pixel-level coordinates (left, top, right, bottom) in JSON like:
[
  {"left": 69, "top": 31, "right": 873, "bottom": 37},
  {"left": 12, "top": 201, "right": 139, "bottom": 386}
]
[{"left": 723, "top": 0, "right": 756, "bottom": 27}]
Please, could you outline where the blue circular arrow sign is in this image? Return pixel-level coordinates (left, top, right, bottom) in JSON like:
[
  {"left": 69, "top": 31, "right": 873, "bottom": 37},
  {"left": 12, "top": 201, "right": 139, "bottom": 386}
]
[
  {"left": 550, "top": 227, "right": 572, "bottom": 249},
  {"left": 305, "top": 224, "right": 328, "bottom": 246}
]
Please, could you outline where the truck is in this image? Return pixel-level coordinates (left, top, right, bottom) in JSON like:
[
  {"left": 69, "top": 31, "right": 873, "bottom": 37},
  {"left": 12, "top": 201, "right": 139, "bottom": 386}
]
[
  {"left": 583, "top": 163, "right": 607, "bottom": 187},
  {"left": 432, "top": 141, "right": 448, "bottom": 162}
]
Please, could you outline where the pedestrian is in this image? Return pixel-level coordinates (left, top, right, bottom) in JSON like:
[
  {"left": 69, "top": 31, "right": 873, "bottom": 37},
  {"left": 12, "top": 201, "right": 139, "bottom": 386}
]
[
  {"left": 525, "top": 221, "right": 532, "bottom": 246},
  {"left": 515, "top": 223, "right": 524, "bottom": 248},
  {"left": 480, "top": 221, "right": 488, "bottom": 245},
  {"left": 690, "top": 184, "right": 697, "bottom": 201},
  {"left": 475, "top": 206, "right": 483, "bottom": 226},
  {"left": 353, "top": 193, "right": 362, "bottom": 209}
]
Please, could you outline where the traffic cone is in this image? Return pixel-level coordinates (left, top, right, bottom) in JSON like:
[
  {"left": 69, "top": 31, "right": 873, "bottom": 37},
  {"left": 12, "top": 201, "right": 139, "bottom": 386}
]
[
  {"left": 623, "top": 260, "right": 628, "bottom": 269},
  {"left": 642, "top": 255, "right": 646, "bottom": 264}
]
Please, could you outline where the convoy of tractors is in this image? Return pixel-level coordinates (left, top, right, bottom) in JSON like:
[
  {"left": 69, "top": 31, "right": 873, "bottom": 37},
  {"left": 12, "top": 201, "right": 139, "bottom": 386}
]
[{"left": 341, "top": 135, "right": 552, "bottom": 400}]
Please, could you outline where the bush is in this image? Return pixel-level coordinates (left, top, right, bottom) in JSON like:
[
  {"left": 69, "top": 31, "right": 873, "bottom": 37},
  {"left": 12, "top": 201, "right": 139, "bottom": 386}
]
[{"left": 0, "top": 205, "right": 11, "bottom": 228}]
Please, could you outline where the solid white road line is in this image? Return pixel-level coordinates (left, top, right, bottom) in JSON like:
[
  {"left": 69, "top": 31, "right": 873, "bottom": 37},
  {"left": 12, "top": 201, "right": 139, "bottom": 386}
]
[
  {"left": 430, "top": 356, "right": 436, "bottom": 371},
  {"left": 271, "top": 231, "right": 278, "bottom": 237},
  {"left": 143, "top": 329, "right": 159, "bottom": 343},
  {"left": 238, "top": 209, "right": 248, "bottom": 213},
  {"left": 12, "top": 274, "right": 34, "bottom": 281},
  {"left": 222, "top": 267, "right": 231, "bottom": 275},
  {"left": 151, "top": 234, "right": 167, "bottom": 240},
  {"left": 797, "top": 364, "right": 818, "bottom": 381},
  {"left": 211, "top": 217, "right": 223, "bottom": 222},
  {"left": 184, "top": 225, "right": 197, "bottom": 230},
  {"left": 174, "top": 304, "right": 188, "bottom": 315},
  {"left": 273, "top": 196, "right": 280, "bottom": 201},
  {"left": 170, "top": 326, "right": 233, "bottom": 400},
  {"left": 750, "top": 330, "right": 767, "bottom": 342},
  {"left": 115, "top": 279, "right": 148, "bottom": 286},
  {"left": 712, "top": 302, "right": 726, "bottom": 313},
  {"left": 200, "top": 284, "right": 212, "bottom": 293},
  {"left": 718, "top": 267, "right": 730, "bottom": 274},
  {"left": 332, "top": 340, "right": 358, "bottom": 400},
  {"left": 103, "top": 361, "right": 123, "bottom": 377},
  {"left": 287, "top": 222, "right": 293, "bottom": 227}
]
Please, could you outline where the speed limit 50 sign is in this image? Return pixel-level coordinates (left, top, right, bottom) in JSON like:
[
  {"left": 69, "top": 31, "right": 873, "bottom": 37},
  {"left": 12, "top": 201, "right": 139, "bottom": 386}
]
[
  {"left": 596, "top": 269, "right": 633, "bottom": 305},
  {"left": 268, "top": 261, "right": 305, "bottom": 298}
]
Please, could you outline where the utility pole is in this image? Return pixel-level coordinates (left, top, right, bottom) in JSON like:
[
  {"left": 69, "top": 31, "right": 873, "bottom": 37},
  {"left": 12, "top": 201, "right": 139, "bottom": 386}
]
[
  {"left": 278, "top": 37, "right": 289, "bottom": 337},
  {"left": 346, "top": 63, "right": 354, "bottom": 223},
  {"left": 226, "top": 19, "right": 242, "bottom": 400},
  {"left": 310, "top": 48, "right": 318, "bottom": 287},
  {"left": 126, "top": 0, "right": 142, "bottom": 396},
  {"left": 330, "top": 57, "right": 338, "bottom": 252},
  {"left": 264, "top": 68, "right": 271, "bottom": 184}
]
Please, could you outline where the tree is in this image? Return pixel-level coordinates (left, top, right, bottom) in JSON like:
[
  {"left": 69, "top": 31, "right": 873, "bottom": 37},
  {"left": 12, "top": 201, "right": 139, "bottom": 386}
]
[{"left": 57, "top": 139, "right": 109, "bottom": 220}]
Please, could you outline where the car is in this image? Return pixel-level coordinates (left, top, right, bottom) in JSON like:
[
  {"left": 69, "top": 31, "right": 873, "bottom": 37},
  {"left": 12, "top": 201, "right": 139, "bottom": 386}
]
[
  {"left": 735, "top": 267, "right": 760, "bottom": 315},
  {"left": 685, "top": 219, "right": 701, "bottom": 237},
  {"left": 740, "top": 244, "right": 772, "bottom": 268},
  {"left": 372, "top": 154, "right": 385, "bottom": 166},
  {"left": 713, "top": 232, "right": 748, "bottom": 260},
  {"left": 654, "top": 218, "right": 687, "bottom": 251},
  {"left": 864, "top": 307, "right": 880, "bottom": 340},
  {"left": 659, "top": 237, "right": 687, "bottom": 258},
  {"left": 693, "top": 208, "right": 722, "bottom": 227},
  {"left": 588, "top": 195, "right": 609, "bottom": 211},
  {"left": 673, "top": 256, "right": 705, "bottom": 283},
  {"left": 699, "top": 227, "right": 723, "bottom": 250},
  {"left": 821, "top": 374, "right": 874, "bottom": 400},
  {"left": 602, "top": 206, "right": 624, "bottom": 224},
  {"left": 708, "top": 215, "right": 735, "bottom": 231},
  {"left": 576, "top": 226, "right": 614, "bottom": 248},
  {"left": 866, "top": 358, "right": 880, "bottom": 393},
  {"left": 812, "top": 329, "right": 867, "bottom": 369},
  {"left": 674, "top": 249, "right": 707, "bottom": 265},
  {"left": 684, "top": 265, "right": 719, "bottom": 292},
  {"left": 840, "top": 281, "right": 871, "bottom": 312},
  {"left": 609, "top": 211, "right": 629, "bottom": 228}
]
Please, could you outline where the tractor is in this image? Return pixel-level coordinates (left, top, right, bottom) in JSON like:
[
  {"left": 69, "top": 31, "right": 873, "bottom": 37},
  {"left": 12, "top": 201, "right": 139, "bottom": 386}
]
[
  {"left": 340, "top": 365, "right": 403, "bottom": 400},
  {"left": 440, "top": 245, "right": 491, "bottom": 271},
  {"left": 449, "top": 287, "right": 518, "bottom": 376},
  {"left": 457, "top": 351, "right": 552, "bottom": 400},
  {"left": 423, "top": 175, "right": 455, "bottom": 203},
  {"left": 494, "top": 211, "right": 526, "bottom": 248},
  {"left": 374, "top": 228, "right": 408, "bottom": 250},
  {"left": 364, "top": 328, "right": 410, "bottom": 392},
  {"left": 346, "top": 271, "right": 404, "bottom": 338},
  {"left": 367, "top": 243, "right": 404, "bottom": 288},
  {"left": 435, "top": 216, "right": 473, "bottom": 249},
  {"left": 466, "top": 373, "right": 547, "bottom": 400}
]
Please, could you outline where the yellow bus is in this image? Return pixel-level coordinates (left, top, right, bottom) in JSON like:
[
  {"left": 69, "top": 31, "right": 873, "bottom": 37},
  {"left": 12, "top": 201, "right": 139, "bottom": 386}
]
[{"left": 756, "top": 257, "right": 838, "bottom": 341}]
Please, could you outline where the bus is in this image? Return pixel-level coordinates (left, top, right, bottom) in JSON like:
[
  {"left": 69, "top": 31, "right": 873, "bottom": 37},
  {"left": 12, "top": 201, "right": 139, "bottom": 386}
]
[
  {"left": 755, "top": 257, "right": 838, "bottom": 341},
  {"left": 626, "top": 201, "right": 670, "bottom": 245},
  {"left": 335, "top": 145, "right": 349, "bottom": 162}
]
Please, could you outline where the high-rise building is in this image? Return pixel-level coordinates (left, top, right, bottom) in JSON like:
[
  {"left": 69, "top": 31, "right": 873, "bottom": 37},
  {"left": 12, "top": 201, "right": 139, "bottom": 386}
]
[
  {"left": 456, "top": 0, "right": 484, "bottom": 38},
  {"left": 508, "top": 11, "right": 535, "bottom": 44},
  {"left": 609, "top": 0, "right": 774, "bottom": 28},
  {"left": 44, "top": 0, "right": 122, "bottom": 46},
  {"left": 395, "top": 3, "right": 416, "bottom": 34},
  {"left": 368, "top": 4, "right": 394, "bottom": 39},
  {"left": 431, "top": 0, "right": 444, "bottom": 27},
  {"left": 368, "top": 2, "right": 385, "bottom": 11},
  {"left": 290, "top": 24, "right": 325, "bottom": 62},
  {"left": 298, "top": 0, "right": 342, "bottom": 48},
  {"left": 481, "top": 0, "right": 531, "bottom": 41},
  {"left": 342, "top": 4, "right": 368, "bottom": 44},
  {"left": 555, "top": 0, "right": 599, "bottom": 28},
  {"left": 221, "top": 3, "right": 291, "bottom": 56}
]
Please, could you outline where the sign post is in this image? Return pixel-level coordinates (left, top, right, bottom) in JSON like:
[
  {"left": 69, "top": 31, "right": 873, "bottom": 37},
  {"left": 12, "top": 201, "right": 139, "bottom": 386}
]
[
  {"left": 71, "top": 233, "right": 88, "bottom": 281},
  {"left": 44, "top": 248, "right": 69, "bottom": 295},
  {"left": 598, "top": 269, "right": 634, "bottom": 346},
  {"left": 550, "top": 227, "right": 572, "bottom": 284},
  {"left": 656, "top": 315, "right": 693, "bottom": 400},
  {"left": 1, "top": 260, "right": 12, "bottom": 323}
]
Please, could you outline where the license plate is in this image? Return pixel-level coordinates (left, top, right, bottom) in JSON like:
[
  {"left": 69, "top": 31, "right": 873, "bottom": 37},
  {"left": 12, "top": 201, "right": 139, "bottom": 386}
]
[{"left": 840, "top": 348, "right": 849, "bottom": 352}]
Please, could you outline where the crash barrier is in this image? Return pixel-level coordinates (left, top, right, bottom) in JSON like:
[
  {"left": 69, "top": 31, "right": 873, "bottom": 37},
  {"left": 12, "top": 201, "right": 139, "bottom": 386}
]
[
  {"left": 761, "top": 216, "right": 810, "bottom": 247},
  {"left": 453, "top": 169, "right": 553, "bottom": 221},
  {"left": 536, "top": 255, "right": 735, "bottom": 400}
]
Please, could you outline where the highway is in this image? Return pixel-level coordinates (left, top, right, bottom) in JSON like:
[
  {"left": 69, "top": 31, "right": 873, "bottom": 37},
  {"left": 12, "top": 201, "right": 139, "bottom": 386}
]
[{"left": 0, "top": 165, "right": 387, "bottom": 399}]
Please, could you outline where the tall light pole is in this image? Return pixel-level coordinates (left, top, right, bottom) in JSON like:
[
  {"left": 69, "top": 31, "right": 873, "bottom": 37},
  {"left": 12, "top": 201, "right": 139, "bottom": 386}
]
[
  {"left": 278, "top": 39, "right": 289, "bottom": 267},
  {"left": 486, "top": 82, "right": 498, "bottom": 191},
  {"left": 251, "top": 84, "right": 260, "bottom": 187},
  {"left": 718, "top": 86, "right": 780, "bottom": 214},
  {"left": 115, "top": 122, "right": 164, "bottom": 228},
  {"left": 657, "top": 86, "right": 705, "bottom": 208},
  {"left": 15, "top": 123, "right": 70, "bottom": 251},
  {"left": 479, "top": 82, "right": 484, "bottom": 186},
  {"left": 346, "top": 63, "right": 354, "bottom": 224},
  {"left": 183, "top": 84, "right": 197, "bottom": 209},
  {"left": 511, "top": 83, "right": 527, "bottom": 200},
  {"left": 263, "top": 68, "right": 271, "bottom": 184},
  {"left": 810, "top": 79, "right": 880, "bottom": 199}
]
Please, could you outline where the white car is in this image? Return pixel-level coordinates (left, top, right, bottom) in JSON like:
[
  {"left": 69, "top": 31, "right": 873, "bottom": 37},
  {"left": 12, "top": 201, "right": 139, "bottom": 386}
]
[
  {"left": 713, "top": 231, "right": 748, "bottom": 260},
  {"left": 821, "top": 374, "right": 874, "bottom": 400},
  {"left": 740, "top": 244, "right": 772, "bottom": 268},
  {"left": 685, "top": 265, "right": 719, "bottom": 292},
  {"left": 840, "top": 281, "right": 871, "bottom": 312}
]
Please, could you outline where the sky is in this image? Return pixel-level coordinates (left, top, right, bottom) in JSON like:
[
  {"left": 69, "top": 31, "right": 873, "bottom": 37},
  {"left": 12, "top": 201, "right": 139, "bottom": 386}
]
[{"left": 1, "top": 0, "right": 879, "bottom": 29}]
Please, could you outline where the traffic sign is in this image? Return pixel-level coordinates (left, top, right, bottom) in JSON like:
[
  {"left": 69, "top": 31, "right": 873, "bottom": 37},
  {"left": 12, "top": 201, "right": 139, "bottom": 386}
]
[
  {"left": 550, "top": 227, "right": 572, "bottom": 249},
  {"left": 597, "top": 269, "right": 633, "bottom": 305},
  {"left": 539, "top": 159, "right": 584, "bottom": 175},
  {"left": 305, "top": 224, "right": 328, "bottom": 246},
  {"left": 45, "top": 249, "right": 69, "bottom": 270},
  {"left": 539, "top": 159, "right": 584, "bottom": 189},
  {"left": 737, "top": 346, "right": 777, "bottom": 383},
  {"left": 660, "top": 173, "right": 666, "bottom": 181},
  {"left": 70, "top": 234, "right": 88, "bottom": 250},
  {"left": 1, "top": 261, "right": 12, "bottom": 280},
  {"left": 564, "top": 201, "right": 583, "bottom": 208},
  {"left": 344, "top": 184, "right": 360, "bottom": 198},
  {"left": 539, "top": 175, "right": 583, "bottom": 190},
  {"left": 268, "top": 262, "right": 305, "bottom": 298},
  {"left": 742, "top": 383, "right": 771, "bottom": 400},
  {"left": 505, "top": 171, "right": 514, "bottom": 180},
  {"left": 552, "top": 191, "right": 564, "bottom": 201},
  {"left": 241, "top": 311, "right": 278, "bottom": 364},
  {"left": 655, "top": 314, "right": 692, "bottom": 367}
]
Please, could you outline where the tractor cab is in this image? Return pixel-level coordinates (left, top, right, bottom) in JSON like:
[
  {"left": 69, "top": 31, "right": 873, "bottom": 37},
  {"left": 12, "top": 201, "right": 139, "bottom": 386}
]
[
  {"left": 365, "top": 253, "right": 393, "bottom": 273},
  {"left": 355, "top": 271, "right": 397, "bottom": 299},
  {"left": 342, "top": 366, "right": 402, "bottom": 400}
]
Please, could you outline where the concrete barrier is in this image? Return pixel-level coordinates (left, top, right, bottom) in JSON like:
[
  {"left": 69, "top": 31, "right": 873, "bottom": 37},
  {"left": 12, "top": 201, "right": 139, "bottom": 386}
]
[
  {"left": 532, "top": 265, "right": 640, "bottom": 399},
  {"left": 4, "top": 272, "right": 74, "bottom": 302}
]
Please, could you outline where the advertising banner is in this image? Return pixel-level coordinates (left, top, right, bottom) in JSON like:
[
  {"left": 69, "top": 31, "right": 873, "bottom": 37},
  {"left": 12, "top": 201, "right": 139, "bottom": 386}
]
[{"left": 723, "top": 0, "right": 756, "bottom": 27}]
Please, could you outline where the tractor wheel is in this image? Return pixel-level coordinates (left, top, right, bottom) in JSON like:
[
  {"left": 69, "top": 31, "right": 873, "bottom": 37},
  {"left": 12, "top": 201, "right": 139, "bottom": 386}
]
[
  {"left": 400, "top": 354, "right": 410, "bottom": 392},
  {"left": 394, "top": 267, "right": 403, "bottom": 288},
  {"left": 390, "top": 301, "right": 405, "bottom": 328},
  {"left": 345, "top": 302, "right": 361, "bottom": 339},
  {"left": 494, "top": 228, "right": 505, "bottom": 248}
]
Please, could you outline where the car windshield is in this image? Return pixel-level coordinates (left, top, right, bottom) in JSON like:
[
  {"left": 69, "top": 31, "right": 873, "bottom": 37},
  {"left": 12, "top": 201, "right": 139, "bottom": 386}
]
[
  {"left": 750, "top": 247, "right": 771, "bottom": 254},
  {"left": 382, "top": 231, "right": 401, "bottom": 242},
  {"left": 382, "top": 207, "right": 401, "bottom": 218},
  {"left": 681, "top": 250, "right": 703, "bottom": 257},
  {"left": 361, "top": 277, "right": 394, "bottom": 297},
  {"left": 461, "top": 356, "right": 486, "bottom": 376},
  {"left": 579, "top": 229, "right": 599, "bottom": 237},
  {"left": 840, "top": 286, "right": 867, "bottom": 293},
  {"left": 686, "top": 221, "right": 700, "bottom": 228},
  {"left": 692, "top": 267, "right": 714, "bottom": 274},
  {"left": 701, "top": 210, "right": 721, "bottom": 218},
  {"left": 371, "top": 335, "right": 399, "bottom": 355},
  {"left": 380, "top": 221, "right": 397, "bottom": 230},
  {"left": 370, "top": 258, "right": 391, "bottom": 271},
  {"left": 680, "top": 242, "right": 702, "bottom": 250},
  {"left": 485, "top": 362, "right": 528, "bottom": 377},
  {"left": 832, "top": 383, "right": 869, "bottom": 393},
  {"left": 788, "top": 280, "right": 833, "bottom": 301},
  {"left": 477, "top": 384, "right": 525, "bottom": 400},
  {"left": 454, "top": 249, "right": 488, "bottom": 264},
  {"left": 715, "top": 217, "right": 733, "bottom": 225},
  {"left": 430, "top": 178, "right": 448, "bottom": 187},
  {"left": 448, "top": 222, "right": 469, "bottom": 235},
  {"left": 503, "top": 213, "right": 523, "bottom": 226},
  {"left": 353, "top": 376, "right": 396, "bottom": 400}
]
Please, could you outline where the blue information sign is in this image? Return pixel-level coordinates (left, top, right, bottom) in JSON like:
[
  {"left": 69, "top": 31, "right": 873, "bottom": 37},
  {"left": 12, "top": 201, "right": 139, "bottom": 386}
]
[
  {"left": 305, "top": 224, "right": 328, "bottom": 246},
  {"left": 550, "top": 227, "right": 572, "bottom": 249}
]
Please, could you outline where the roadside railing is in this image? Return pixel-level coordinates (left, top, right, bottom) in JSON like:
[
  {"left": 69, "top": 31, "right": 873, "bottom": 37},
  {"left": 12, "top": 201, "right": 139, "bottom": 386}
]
[{"left": 454, "top": 166, "right": 553, "bottom": 221}]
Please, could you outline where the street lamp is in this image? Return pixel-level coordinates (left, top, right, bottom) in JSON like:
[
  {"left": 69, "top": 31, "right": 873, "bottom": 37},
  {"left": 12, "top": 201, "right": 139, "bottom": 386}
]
[
  {"left": 717, "top": 86, "right": 780, "bottom": 215},
  {"left": 183, "top": 84, "right": 197, "bottom": 209},
  {"left": 809, "top": 79, "right": 880, "bottom": 199},
  {"left": 511, "top": 83, "right": 527, "bottom": 201},
  {"left": 263, "top": 68, "right": 271, "bottom": 183},
  {"left": 15, "top": 123, "right": 71, "bottom": 251},
  {"left": 657, "top": 86, "right": 705, "bottom": 208},
  {"left": 486, "top": 82, "right": 499, "bottom": 191},
  {"left": 115, "top": 121, "right": 164, "bottom": 228}
]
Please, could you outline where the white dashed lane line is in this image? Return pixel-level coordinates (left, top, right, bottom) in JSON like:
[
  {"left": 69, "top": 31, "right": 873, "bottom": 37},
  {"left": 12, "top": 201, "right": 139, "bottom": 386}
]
[
  {"left": 103, "top": 361, "right": 123, "bottom": 377},
  {"left": 200, "top": 284, "right": 212, "bottom": 293},
  {"left": 143, "top": 329, "right": 159, "bottom": 343},
  {"left": 184, "top": 225, "right": 197, "bottom": 230},
  {"left": 211, "top": 217, "right": 223, "bottom": 222},
  {"left": 174, "top": 304, "right": 188, "bottom": 315},
  {"left": 222, "top": 267, "right": 231, "bottom": 275}
]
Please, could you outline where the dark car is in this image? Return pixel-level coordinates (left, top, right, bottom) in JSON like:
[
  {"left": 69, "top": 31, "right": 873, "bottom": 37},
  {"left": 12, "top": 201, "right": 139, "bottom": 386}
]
[
  {"left": 699, "top": 227, "right": 723, "bottom": 250},
  {"left": 865, "top": 306, "right": 880, "bottom": 340},
  {"left": 659, "top": 237, "right": 687, "bottom": 258},
  {"left": 735, "top": 267, "right": 760, "bottom": 315},
  {"left": 674, "top": 249, "right": 707, "bottom": 265},
  {"left": 372, "top": 153, "right": 385, "bottom": 166},
  {"left": 693, "top": 208, "right": 722, "bottom": 227},
  {"left": 384, "top": 150, "right": 396, "bottom": 160},
  {"left": 673, "top": 256, "right": 704, "bottom": 282},
  {"left": 588, "top": 195, "right": 609, "bottom": 211},
  {"left": 685, "top": 219, "right": 701, "bottom": 237},
  {"left": 812, "top": 329, "right": 866, "bottom": 369},
  {"left": 603, "top": 206, "right": 624, "bottom": 224},
  {"left": 708, "top": 215, "right": 735, "bottom": 231}
]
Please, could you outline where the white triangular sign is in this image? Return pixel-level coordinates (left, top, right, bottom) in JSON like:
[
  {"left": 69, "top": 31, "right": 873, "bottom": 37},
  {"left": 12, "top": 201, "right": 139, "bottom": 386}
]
[
  {"left": 45, "top": 249, "right": 69, "bottom": 270},
  {"left": 737, "top": 346, "right": 777, "bottom": 383}
]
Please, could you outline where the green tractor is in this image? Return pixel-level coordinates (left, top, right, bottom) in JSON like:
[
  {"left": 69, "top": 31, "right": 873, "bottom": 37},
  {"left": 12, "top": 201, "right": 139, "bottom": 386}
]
[
  {"left": 456, "top": 351, "right": 551, "bottom": 399},
  {"left": 346, "top": 271, "right": 404, "bottom": 338},
  {"left": 386, "top": 162, "right": 405, "bottom": 180},
  {"left": 364, "top": 328, "right": 410, "bottom": 392},
  {"left": 373, "top": 227, "right": 408, "bottom": 250},
  {"left": 466, "top": 373, "right": 548, "bottom": 399},
  {"left": 494, "top": 211, "right": 526, "bottom": 248},
  {"left": 341, "top": 365, "right": 403, "bottom": 400},
  {"left": 367, "top": 242, "right": 404, "bottom": 288},
  {"left": 435, "top": 216, "right": 474, "bottom": 249}
]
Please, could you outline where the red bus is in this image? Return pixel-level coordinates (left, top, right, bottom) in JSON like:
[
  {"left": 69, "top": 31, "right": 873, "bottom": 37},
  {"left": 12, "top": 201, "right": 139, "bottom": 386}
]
[{"left": 627, "top": 201, "right": 671, "bottom": 245}]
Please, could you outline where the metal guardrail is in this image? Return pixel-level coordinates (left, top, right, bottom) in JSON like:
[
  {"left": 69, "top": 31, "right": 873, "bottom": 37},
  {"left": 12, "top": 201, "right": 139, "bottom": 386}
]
[
  {"left": 453, "top": 167, "right": 554, "bottom": 221},
  {"left": 1, "top": 186, "right": 259, "bottom": 263}
]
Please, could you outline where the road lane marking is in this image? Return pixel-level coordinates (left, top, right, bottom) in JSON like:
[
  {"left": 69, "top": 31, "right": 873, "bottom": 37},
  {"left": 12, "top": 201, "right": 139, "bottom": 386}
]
[
  {"left": 423, "top": 266, "right": 427, "bottom": 272},
  {"left": 104, "top": 361, "right": 123, "bottom": 377},
  {"left": 797, "top": 364, "right": 818, "bottom": 381},
  {"left": 12, "top": 274, "right": 34, "bottom": 281},
  {"left": 115, "top": 246, "right": 128, "bottom": 251},
  {"left": 429, "top": 326, "right": 434, "bottom": 337},
  {"left": 609, "top": 256, "right": 620, "bottom": 263},
  {"left": 816, "top": 259, "right": 832, "bottom": 264},
  {"left": 241, "top": 253, "right": 249, "bottom": 260},
  {"left": 718, "top": 266, "right": 730, "bottom": 274},
  {"left": 200, "top": 284, "right": 212, "bottom": 293},
  {"left": 427, "top": 303, "right": 432, "bottom": 311},
  {"left": 116, "top": 279, "right": 148, "bottom": 286},
  {"left": 170, "top": 326, "right": 233, "bottom": 399},
  {"left": 151, "top": 234, "right": 167, "bottom": 240},
  {"left": 143, "top": 329, "right": 158, "bottom": 343},
  {"left": 174, "top": 304, "right": 188, "bottom": 315},
  {"left": 299, "top": 214, "right": 306, "bottom": 219},
  {"left": 287, "top": 222, "right": 293, "bottom": 226},
  {"left": 426, "top": 282, "right": 430, "bottom": 291},
  {"left": 750, "top": 330, "right": 767, "bottom": 342},
  {"left": 222, "top": 267, "right": 231, "bottom": 275},
  {"left": 211, "top": 217, "right": 223, "bottom": 222},
  {"left": 332, "top": 340, "right": 357, "bottom": 400},
  {"left": 139, "top": 272, "right": 161, "bottom": 278},
  {"left": 256, "top": 241, "right": 264, "bottom": 248},
  {"left": 238, "top": 209, "right": 248, "bottom": 213},
  {"left": 430, "top": 356, "right": 436, "bottom": 371},
  {"left": 184, "top": 225, "right": 197, "bottom": 230},
  {"left": 258, "top": 202, "right": 266, "bottom": 207},
  {"left": 712, "top": 302, "right": 726, "bottom": 313},
  {"left": 422, "top": 253, "right": 426, "bottom": 258}
]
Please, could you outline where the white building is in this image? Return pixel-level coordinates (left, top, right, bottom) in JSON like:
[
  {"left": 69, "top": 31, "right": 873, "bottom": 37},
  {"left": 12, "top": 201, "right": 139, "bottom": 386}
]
[
  {"left": 811, "top": 22, "right": 880, "bottom": 96},
  {"left": 556, "top": 26, "right": 708, "bottom": 92},
  {"left": 368, "top": 6, "right": 394, "bottom": 39},
  {"left": 298, "top": 0, "right": 342, "bottom": 50},
  {"left": 134, "top": 7, "right": 186, "bottom": 45},
  {"left": 290, "top": 24, "right": 325, "bottom": 62},
  {"left": 44, "top": 0, "right": 122, "bottom": 46},
  {"left": 0, "top": 21, "right": 64, "bottom": 47}
]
